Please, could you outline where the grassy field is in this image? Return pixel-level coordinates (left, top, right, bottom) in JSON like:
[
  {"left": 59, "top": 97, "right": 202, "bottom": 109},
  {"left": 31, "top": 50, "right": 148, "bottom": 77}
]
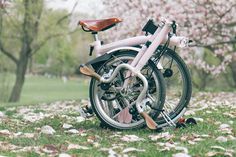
[
  {"left": 0, "top": 102, "right": 235, "bottom": 157},
  {"left": 0, "top": 75, "right": 89, "bottom": 106},
  {"left": 0, "top": 75, "right": 235, "bottom": 156}
]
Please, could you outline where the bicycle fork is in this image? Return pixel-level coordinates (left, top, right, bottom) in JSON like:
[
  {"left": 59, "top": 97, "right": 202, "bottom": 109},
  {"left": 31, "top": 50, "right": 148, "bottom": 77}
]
[{"left": 79, "top": 63, "right": 158, "bottom": 130}]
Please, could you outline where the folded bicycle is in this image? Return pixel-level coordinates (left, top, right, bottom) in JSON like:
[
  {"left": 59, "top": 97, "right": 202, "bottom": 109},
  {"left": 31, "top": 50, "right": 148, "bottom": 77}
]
[{"left": 78, "top": 17, "right": 192, "bottom": 130}]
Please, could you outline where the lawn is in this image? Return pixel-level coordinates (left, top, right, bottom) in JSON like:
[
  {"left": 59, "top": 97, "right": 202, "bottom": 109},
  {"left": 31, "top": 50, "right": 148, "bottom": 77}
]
[
  {"left": 0, "top": 92, "right": 235, "bottom": 157},
  {"left": 0, "top": 75, "right": 89, "bottom": 106},
  {"left": 0, "top": 76, "right": 235, "bottom": 156}
]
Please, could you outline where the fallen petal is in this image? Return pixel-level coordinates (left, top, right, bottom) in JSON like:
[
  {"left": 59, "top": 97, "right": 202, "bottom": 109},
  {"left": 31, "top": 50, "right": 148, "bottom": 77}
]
[
  {"left": 41, "top": 125, "right": 56, "bottom": 135},
  {"left": 120, "top": 135, "right": 145, "bottom": 142},
  {"left": 172, "top": 153, "right": 191, "bottom": 157},
  {"left": 22, "top": 133, "right": 35, "bottom": 138},
  {"left": 66, "top": 129, "right": 79, "bottom": 134},
  {"left": 206, "top": 151, "right": 220, "bottom": 157},
  {"left": 0, "top": 130, "right": 11, "bottom": 136},
  {"left": 188, "top": 140, "right": 196, "bottom": 145},
  {"left": 68, "top": 144, "right": 89, "bottom": 150},
  {"left": 122, "top": 147, "right": 145, "bottom": 153},
  {"left": 62, "top": 123, "right": 73, "bottom": 129},
  {"left": 93, "top": 142, "right": 100, "bottom": 148},
  {"left": 108, "top": 149, "right": 117, "bottom": 157},
  {"left": 210, "top": 146, "right": 225, "bottom": 151},
  {"left": 0, "top": 111, "right": 6, "bottom": 118},
  {"left": 59, "top": 153, "right": 72, "bottom": 157},
  {"left": 216, "top": 136, "right": 227, "bottom": 142},
  {"left": 193, "top": 138, "right": 204, "bottom": 142},
  {"left": 224, "top": 152, "right": 233, "bottom": 157},
  {"left": 219, "top": 124, "right": 230, "bottom": 130},
  {"left": 41, "top": 144, "right": 58, "bottom": 154},
  {"left": 76, "top": 116, "right": 85, "bottom": 123},
  {"left": 175, "top": 146, "right": 188, "bottom": 154},
  {"left": 0, "top": 142, "right": 19, "bottom": 151}
]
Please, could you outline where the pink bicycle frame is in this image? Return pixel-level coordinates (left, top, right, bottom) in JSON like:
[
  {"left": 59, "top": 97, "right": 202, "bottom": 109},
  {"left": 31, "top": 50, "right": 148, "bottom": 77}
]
[{"left": 80, "top": 18, "right": 190, "bottom": 129}]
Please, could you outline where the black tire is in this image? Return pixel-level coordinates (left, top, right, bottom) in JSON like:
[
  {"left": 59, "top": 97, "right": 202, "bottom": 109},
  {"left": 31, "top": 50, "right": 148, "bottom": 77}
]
[
  {"left": 89, "top": 51, "right": 166, "bottom": 130},
  {"left": 154, "top": 47, "right": 192, "bottom": 127}
]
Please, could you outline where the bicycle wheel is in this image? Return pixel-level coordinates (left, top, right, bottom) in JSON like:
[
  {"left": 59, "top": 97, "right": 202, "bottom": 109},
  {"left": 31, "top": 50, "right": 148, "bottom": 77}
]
[
  {"left": 89, "top": 51, "right": 166, "bottom": 130},
  {"left": 153, "top": 47, "right": 192, "bottom": 127}
]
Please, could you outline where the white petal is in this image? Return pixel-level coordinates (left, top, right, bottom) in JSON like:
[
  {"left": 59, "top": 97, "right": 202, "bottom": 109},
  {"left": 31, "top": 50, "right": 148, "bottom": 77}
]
[
  {"left": 41, "top": 125, "right": 56, "bottom": 135},
  {"left": 76, "top": 116, "right": 85, "bottom": 123},
  {"left": 219, "top": 124, "right": 230, "bottom": 130},
  {"left": 122, "top": 147, "right": 145, "bottom": 153},
  {"left": 210, "top": 145, "right": 225, "bottom": 151},
  {"left": 0, "top": 111, "right": 6, "bottom": 118},
  {"left": 0, "top": 130, "right": 11, "bottom": 136},
  {"left": 58, "top": 153, "right": 72, "bottom": 157},
  {"left": 66, "top": 129, "right": 79, "bottom": 134},
  {"left": 120, "top": 135, "right": 145, "bottom": 142},
  {"left": 216, "top": 136, "right": 227, "bottom": 142},
  {"left": 62, "top": 123, "right": 73, "bottom": 129},
  {"left": 68, "top": 144, "right": 89, "bottom": 150},
  {"left": 172, "top": 153, "right": 191, "bottom": 157}
]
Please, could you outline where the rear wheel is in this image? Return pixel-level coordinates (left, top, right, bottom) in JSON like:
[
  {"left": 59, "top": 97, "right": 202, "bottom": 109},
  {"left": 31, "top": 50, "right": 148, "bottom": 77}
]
[{"left": 89, "top": 51, "right": 166, "bottom": 130}]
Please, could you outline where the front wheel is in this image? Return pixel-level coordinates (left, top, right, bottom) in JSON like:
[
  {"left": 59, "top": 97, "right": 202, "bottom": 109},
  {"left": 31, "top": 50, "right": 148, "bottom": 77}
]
[
  {"left": 89, "top": 51, "right": 166, "bottom": 130},
  {"left": 154, "top": 47, "right": 192, "bottom": 127}
]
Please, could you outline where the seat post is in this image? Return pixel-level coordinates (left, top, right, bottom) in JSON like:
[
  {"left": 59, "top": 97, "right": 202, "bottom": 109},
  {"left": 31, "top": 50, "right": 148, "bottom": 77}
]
[{"left": 92, "top": 32, "right": 99, "bottom": 41}]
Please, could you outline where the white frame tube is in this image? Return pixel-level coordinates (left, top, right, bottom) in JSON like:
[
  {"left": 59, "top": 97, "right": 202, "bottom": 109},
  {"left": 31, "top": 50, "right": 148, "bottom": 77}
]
[{"left": 94, "top": 33, "right": 188, "bottom": 57}]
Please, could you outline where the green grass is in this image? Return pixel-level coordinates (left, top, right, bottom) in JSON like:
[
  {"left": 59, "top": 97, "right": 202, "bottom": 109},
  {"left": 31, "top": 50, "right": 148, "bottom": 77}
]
[
  {"left": 0, "top": 75, "right": 89, "bottom": 106},
  {"left": 0, "top": 74, "right": 235, "bottom": 156},
  {"left": 0, "top": 106, "right": 235, "bottom": 156}
]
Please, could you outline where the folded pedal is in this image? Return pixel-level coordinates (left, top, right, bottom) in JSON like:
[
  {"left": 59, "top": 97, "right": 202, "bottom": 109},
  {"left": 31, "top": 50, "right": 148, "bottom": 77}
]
[{"left": 79, "top": 64, "right": 101, "bottom": 80}]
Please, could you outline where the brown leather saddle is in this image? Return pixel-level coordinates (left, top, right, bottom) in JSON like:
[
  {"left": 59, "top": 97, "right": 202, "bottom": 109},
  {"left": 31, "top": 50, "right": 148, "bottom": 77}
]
[{"left": 78, "top": 18, "right": 122, "bottom": 32}]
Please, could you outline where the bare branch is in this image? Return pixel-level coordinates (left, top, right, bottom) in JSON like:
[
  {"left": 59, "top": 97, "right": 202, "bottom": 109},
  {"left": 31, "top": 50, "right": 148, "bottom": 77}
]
[
  {"left": 0, "top": 41, "right": 18, "bottom": 64},
  {"left": 30, "top": 29, "right": 78, "bottom": 56},
  {"left": 56, "top": 0, "right": 79, "bottom": 25},
  {"left": 30, "top": 0, "right": 79, "bottom": 56}
]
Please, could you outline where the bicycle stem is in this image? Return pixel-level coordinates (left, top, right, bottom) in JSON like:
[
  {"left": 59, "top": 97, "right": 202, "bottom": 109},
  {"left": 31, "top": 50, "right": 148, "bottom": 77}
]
[{"left": 79, "top": 63, "right": 158, "bottom": 129}]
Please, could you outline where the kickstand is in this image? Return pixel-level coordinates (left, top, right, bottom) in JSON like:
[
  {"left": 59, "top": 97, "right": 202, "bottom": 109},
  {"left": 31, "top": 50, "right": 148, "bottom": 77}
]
[{"left": 160, "top": 110, "right": 176, "bottom": 127}]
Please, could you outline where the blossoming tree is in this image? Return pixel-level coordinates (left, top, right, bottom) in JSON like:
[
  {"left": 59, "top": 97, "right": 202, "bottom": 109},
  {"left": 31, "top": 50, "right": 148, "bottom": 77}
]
[{"left": 101, "top": 0, "right": 236, "bottom": 89}]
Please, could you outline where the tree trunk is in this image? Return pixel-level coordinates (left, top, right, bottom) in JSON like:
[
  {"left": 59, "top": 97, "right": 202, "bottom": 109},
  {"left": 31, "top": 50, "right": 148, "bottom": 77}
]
[
  {"left": 229, "top": 61, "right": 236, "bottom": 88},
  {"left": 9, "top": 53, "right": 28, "bottom": 102}
]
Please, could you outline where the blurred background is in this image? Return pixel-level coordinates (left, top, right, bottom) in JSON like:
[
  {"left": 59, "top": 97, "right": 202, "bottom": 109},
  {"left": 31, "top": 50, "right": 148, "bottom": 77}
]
[{"left": 0, "top": 0, "right": 235, "bottom": 105}]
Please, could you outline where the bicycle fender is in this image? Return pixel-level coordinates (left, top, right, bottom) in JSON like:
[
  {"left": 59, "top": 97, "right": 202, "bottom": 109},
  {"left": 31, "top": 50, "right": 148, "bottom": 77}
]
[
  {"left": 85, "top": 53, "right": 112, "bottom": 69},
  {"left": 106, "top": 46, "right": 140, "bottom": 54},
  {"left": 85, "top": 46, "right": 163, "bottom": 70},
  {"left": 86, "top": 47, "right": 139, "bottom": 70}
]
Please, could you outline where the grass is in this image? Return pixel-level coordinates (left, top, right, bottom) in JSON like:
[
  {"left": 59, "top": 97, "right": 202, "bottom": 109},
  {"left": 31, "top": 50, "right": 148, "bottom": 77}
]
[
  {"left": 0, "top": 105, "right": 235, "bottom": 157},
  {"left": 0, "top": 75, "right": 235, "bottom": 156},
  {"left": 0, "top": 75, "right": 89, "bottom": 106}
]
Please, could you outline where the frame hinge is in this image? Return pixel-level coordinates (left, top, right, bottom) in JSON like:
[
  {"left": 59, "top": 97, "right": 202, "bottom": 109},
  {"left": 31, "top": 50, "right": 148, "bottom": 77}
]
[{"left": 145, "top": 41, "right": 152, "bottom": 48}]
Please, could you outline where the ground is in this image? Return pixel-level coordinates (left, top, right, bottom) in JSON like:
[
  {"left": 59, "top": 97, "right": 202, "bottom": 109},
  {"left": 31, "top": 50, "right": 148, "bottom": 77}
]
[{"left": 0, "top": 92, "right": 235, "bottom": 157}]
